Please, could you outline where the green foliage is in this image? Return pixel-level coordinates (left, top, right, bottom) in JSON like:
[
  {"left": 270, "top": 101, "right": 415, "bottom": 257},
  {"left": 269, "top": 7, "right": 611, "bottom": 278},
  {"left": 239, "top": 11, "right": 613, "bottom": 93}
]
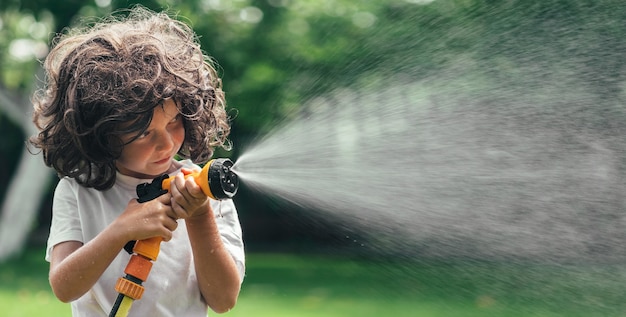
[
  {"left": 0, "top": 8, "right": 54, "bottom": 92},
  {"left": 2, "top": 0, "right": 626, "bottom": 136}
]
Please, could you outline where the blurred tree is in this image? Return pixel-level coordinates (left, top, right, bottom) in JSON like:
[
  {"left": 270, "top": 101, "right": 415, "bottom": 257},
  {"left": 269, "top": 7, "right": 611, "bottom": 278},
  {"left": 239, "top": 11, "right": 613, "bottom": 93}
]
[
  {"left": 0, "top": 7, "right": 58, "bottom": 260},
  {"left": 2, "top": 0, "right": 625, "bottom": 260}
]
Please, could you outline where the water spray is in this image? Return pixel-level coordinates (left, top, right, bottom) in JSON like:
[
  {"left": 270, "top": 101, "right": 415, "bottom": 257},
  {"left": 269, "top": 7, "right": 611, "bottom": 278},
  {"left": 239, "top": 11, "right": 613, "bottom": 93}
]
[{"left": 109, "top": 158, "right": 239, "bottom": 317}]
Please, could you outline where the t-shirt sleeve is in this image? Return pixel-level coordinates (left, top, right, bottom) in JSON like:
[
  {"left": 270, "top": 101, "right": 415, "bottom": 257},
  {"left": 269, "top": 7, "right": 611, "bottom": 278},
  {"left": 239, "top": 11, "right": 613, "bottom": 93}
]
[
  {"left": 213, "top": 198, "right": 246, "bottom": 282},
  {"left": 45, "top": 178, "right": 84, "bottom": 262}
]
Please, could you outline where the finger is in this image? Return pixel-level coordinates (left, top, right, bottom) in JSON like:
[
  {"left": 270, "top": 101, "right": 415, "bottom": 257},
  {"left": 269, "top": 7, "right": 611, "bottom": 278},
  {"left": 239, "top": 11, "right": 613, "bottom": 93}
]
[
  {"left": 163, "top": 216, "right": 178, "bottom": 232},
  {"left": 147, "top": 194, "right": 174, "bottom": 219},
  {"left": 166, "top": 176, "right": 188, "bottom": 219},
  {"left": 171, "top": 200, "right": 189, "bottom": 219},
  {"left": 161, "top": 230, "right": 173, "bottom": 242},
  {"left": 164, "top": 204, "right": 181, "bottom": 220},
  {"left": 170, "top": 173, "right": 191, "bottom": 204},
  {"left": 180, "top": 167, "right": 200, "bottom": 175},
  {"left": 173, "top": 173, "right": 202, "bottom": 205},
  {"left": 183, "top": 176, "right": 205, "bottom": 198},
  {"left": 155, "top": 192, "right": 172, "bottom": 205},
  {"left": 170, "top": 172, "right": 209, "bottom": 218}
]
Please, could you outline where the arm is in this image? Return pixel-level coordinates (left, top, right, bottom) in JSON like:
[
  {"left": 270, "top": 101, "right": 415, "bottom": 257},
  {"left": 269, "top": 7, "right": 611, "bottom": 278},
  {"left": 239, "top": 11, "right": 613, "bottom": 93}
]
[
  {"left": 169, "top": 172, "right": 242, "bottom": 313},
  {"left": 49, "top": 228, "right": 128, "bottom": 302},
  {"left": 49, "top": 194, "right": 178, "bottom": 302},
  {"left": 187, "top": 208, "right": 242, "bottom": 313}
]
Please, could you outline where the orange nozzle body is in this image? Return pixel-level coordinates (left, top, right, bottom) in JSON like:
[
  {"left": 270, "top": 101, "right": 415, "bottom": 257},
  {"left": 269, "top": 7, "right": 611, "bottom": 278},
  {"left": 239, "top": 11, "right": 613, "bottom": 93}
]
[{"left": 160, "top": 160, "right": 216, "bottom": 199}]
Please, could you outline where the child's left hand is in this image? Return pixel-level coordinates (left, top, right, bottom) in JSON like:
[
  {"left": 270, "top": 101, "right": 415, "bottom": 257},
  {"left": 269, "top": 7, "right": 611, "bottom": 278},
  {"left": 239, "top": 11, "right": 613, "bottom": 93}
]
[{"left": 169, "top": 168, "right": 211, "bottom": 219}]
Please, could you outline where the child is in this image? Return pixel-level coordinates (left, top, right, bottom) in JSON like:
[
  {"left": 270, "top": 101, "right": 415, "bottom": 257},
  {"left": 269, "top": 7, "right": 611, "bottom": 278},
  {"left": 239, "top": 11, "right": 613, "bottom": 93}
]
[{"left": 29, "top": 6, "right": 244, "bottom": 316}]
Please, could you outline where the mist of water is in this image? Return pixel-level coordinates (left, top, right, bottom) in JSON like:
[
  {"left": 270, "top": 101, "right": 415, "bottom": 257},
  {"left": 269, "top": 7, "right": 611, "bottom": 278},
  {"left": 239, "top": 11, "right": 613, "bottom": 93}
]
[
  {"left": 234, "top": 72, "right": 626, "bottom": 263},
  {"left": 231, "top": 1, "right": 626, "bottom": 313}
]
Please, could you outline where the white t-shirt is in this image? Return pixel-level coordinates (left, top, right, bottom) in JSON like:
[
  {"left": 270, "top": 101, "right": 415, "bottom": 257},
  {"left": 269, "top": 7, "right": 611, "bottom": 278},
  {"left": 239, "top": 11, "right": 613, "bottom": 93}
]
[{"left": 46, "top": 159, "right": 245, "bottom": 317}]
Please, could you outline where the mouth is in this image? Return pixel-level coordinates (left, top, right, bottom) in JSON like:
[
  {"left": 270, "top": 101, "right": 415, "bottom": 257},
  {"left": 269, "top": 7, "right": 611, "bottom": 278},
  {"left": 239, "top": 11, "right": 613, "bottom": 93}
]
[{"left": 154, "top": 157, "right": 171, "bottom": 165}]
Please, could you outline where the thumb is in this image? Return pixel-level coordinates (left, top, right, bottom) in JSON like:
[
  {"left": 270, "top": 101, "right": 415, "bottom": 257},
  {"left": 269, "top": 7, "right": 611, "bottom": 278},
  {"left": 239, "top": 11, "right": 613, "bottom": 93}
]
[
  {"left": 153, "top": 192, "right": 172, "bottom": 205},
  {"left": 180, "top": 168, "right": 196, "bottom": 176}
]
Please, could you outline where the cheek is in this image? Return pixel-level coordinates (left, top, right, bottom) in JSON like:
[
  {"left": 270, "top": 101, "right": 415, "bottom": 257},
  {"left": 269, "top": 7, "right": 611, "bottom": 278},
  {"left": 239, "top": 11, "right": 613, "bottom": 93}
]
[
  {"left": 174, "top": 126, "right": 186, "bottom": 147},
  {"left": 119, "top": 143, "right": 148, "bottom": 164}
]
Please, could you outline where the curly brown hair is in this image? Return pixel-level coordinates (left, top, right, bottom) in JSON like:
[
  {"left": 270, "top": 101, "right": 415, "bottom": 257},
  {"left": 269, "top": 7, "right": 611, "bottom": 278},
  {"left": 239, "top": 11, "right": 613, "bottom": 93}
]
[{"left": 29, "top": 7, "right": 231, "bottom": 190}]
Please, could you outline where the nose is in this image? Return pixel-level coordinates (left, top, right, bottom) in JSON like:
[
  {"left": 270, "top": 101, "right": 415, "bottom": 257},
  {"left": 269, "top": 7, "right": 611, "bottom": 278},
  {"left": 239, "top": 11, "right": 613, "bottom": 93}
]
[{"left": 155, "top": 130, "right": 175, "bottom": 153}]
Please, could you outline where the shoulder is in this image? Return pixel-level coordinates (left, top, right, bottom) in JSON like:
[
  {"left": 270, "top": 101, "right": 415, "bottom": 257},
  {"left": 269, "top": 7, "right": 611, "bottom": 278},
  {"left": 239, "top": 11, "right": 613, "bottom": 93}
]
[
  {"left": 179, "top": 159, "right": 199, "bottom": 170},
  {"left": 54, "top": 176, "right": 124, "bottom": 204},
  {"left": 55, "top": 176, "right": 102, "bottom": 196},
  {"left": 54, "top": 177, "right": 81, "bottom": 196}
]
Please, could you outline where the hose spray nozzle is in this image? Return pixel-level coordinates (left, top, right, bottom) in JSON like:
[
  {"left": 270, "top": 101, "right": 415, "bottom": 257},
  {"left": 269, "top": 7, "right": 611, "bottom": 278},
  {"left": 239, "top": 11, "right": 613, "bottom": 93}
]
[{"left": 136, "top": 158, "right": 239, "bottom": 202}]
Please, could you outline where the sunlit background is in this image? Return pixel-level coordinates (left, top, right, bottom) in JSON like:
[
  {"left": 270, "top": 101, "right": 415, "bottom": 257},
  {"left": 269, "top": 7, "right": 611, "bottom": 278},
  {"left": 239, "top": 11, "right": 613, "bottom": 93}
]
[{"left": 2, "top": 0, "right": 626, "bottom": 316}]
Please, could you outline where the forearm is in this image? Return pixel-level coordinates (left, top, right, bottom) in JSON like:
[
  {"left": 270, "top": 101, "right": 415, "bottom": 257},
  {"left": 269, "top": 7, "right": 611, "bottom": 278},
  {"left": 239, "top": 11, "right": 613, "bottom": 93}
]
[
  {"left": 49, "top": 225, "right": 128, "bottom": 302},
  {"left": 186, "top": 212, "right": 241, "bottom": 313}
]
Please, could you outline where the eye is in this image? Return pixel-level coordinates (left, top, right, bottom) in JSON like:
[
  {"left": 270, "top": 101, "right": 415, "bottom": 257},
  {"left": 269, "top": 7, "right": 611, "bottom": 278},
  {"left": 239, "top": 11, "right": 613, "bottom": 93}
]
[
  {"left": 137, "top": 130, "right": 150, "bottom": 139},
  {"left": 169, "top": 115, "right": 182, "bottom": 124}
]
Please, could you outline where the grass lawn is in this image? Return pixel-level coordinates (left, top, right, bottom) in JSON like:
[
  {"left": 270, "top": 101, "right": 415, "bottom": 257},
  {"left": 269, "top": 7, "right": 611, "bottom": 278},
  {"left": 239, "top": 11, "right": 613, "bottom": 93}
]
[{"left": 1, "top": 248, "right": 625, "bottom": 316}]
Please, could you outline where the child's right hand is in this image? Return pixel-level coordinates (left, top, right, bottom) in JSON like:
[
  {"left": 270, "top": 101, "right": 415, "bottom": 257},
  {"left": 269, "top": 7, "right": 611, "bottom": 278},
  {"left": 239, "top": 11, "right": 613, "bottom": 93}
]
[{"left": 113, "top": 193, "right": 180, "bottom": 243}]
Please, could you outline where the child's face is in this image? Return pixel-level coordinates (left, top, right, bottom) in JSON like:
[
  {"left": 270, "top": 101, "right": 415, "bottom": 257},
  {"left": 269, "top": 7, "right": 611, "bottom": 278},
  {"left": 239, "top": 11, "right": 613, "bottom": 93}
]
[{"left": 116, "top": 99, "right": 185, "bottom": 179}]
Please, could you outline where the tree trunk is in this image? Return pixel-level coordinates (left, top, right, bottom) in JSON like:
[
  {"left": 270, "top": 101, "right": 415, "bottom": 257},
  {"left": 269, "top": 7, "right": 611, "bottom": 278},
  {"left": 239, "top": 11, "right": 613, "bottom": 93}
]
[{"left": 0, "top": 85, "right": 53, "bottom": 261}]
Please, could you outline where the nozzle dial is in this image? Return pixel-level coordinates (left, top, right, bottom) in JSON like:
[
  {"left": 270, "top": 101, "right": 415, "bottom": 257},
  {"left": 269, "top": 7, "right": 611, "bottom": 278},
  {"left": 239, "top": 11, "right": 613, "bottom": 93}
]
[{"left": 207, "top": 158, "right": 239, "bottom": 199}]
